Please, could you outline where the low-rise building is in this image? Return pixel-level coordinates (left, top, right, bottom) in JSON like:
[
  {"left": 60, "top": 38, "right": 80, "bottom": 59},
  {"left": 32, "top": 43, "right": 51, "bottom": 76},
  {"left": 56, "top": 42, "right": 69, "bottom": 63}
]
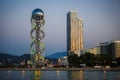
[
  {"left": 58, "top": 56, "right": 68, "bottom": 67},
  {"left": 85, "top": 46, "right": 100, "bottom": 55}
]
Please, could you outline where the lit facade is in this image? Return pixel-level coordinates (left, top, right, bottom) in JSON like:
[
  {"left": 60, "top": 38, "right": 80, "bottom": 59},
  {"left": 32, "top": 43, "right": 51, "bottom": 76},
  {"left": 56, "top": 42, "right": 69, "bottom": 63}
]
[
  {"left": 111, "top": 40, "right": 120, "bottom": 58},
  {"left": 86, "top": 47, "right": 100, "bottom": 55},
  {"left": 67, "top": 11, "right": 83, "bottom": 55}
]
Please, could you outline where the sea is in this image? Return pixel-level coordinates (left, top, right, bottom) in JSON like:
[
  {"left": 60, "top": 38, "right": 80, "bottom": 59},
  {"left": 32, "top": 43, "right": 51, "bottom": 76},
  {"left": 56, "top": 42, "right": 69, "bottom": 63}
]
[{"left": 0, "top": 70, "right": 120, "bottom": 80}]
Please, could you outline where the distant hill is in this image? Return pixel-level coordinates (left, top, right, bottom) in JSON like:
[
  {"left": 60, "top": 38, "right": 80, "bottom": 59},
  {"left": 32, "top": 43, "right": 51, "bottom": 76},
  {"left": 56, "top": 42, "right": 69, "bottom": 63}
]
[
  {"left": 19, "top": 54, "right": 31, "bottom": 60},
  {"left": 0, "top": 52, "right": 67, "bottom": 65},
  {"left": 0, "top": 53, "right": 18, "bottom": 59},
  {"left": 0, "top": 53, "right": 30, "bottom": 60},
  {"left": 0, "top": 52, "right": 67, "bottom": 63},
  {"left": 0, "top": 53, "right": 31, "bottom": 65},
  {"left": 46, "top": 52, "right": 67, "bottom": 59}
]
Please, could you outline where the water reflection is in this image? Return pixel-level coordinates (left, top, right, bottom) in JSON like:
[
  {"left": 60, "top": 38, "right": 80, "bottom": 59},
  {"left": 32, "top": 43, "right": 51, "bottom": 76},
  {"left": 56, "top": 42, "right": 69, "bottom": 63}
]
[
  {"left": 8, "top": 70, "right": 11, "bottom": 78},
  {"left": 0, "top": 70, "right": 120, "bottom": 80},
  {"left": 68, "top": 70, "right": 84, "bottom": 80},
  {"left": 103, "top": 70, "right": 106, "bottom": 80},
  {"left": 56, "top": 70, "right": 60, "bottom": 76},
  {"left": 22, "top": 70, "right": 25, "bottom": 77},
  {"left": 80, "top": 70, "right": 84, "bottom": 80},
  {"left": 8, "top": 70, "right": 11, "bottom": 75},
  {"left": 56, "top": 70, "right": 60, "bottom": 80},
  {"left": 34, "top": 70, "right": 41, "bottom": 80}
]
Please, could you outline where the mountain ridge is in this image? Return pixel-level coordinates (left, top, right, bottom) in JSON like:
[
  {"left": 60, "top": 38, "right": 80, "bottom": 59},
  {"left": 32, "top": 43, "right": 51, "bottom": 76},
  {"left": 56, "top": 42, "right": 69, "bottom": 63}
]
[{"left": 46, "top": 52, "right": 67, "bottom": 59}]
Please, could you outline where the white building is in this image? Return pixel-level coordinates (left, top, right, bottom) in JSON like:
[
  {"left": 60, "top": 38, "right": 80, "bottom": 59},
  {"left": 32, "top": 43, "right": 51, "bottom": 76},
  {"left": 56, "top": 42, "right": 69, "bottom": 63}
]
[{"left": 58, "top": 56, "right": 68, "bottom": 67}]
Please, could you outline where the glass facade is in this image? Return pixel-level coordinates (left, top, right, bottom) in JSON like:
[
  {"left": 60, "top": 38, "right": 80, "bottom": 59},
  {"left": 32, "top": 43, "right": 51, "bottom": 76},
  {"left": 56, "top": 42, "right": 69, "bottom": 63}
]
[{"left": 67, "top": 11, "right": 83, "bottom": 55}]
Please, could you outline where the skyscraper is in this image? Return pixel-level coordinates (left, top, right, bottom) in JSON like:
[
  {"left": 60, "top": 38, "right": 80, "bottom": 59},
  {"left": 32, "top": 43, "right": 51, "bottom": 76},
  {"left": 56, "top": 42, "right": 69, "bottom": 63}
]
[{"left": 67, "top": 11, "right": 83, "bottom": 55}]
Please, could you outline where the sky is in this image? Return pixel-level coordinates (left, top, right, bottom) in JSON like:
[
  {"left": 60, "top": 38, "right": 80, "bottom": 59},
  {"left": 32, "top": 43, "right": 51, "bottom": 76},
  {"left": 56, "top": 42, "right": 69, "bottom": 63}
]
[{"left": 0, "top": 0, "right": 120, "bottom": 56}]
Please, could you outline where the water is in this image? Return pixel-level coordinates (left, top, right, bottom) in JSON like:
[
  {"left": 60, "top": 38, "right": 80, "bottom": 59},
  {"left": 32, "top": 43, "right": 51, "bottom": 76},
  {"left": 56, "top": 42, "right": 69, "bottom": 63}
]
[{"left": 0, "top": 70, "right": 120, "bottom": 80}]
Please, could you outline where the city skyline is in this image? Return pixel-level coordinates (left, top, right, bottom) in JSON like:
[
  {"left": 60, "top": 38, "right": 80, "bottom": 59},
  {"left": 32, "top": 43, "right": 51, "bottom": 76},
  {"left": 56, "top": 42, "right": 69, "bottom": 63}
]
[{"left": 0, "top": 0, "right": 120, "bottom": 56}]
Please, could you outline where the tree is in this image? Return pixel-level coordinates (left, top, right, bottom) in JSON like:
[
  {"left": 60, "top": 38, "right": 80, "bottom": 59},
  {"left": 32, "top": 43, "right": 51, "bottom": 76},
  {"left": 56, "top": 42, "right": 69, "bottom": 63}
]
[
  {"left": 68, "top": 54, "right": 79, "bottom": 67},
  {"left": 95, "top": 54, "right": 112, "bottom": 66},
  {"left": 117, "top": 57, "right": 120, "bottom": 66},
  {"left": 79, "top": 52, "right": 95, "bottom": 66}
]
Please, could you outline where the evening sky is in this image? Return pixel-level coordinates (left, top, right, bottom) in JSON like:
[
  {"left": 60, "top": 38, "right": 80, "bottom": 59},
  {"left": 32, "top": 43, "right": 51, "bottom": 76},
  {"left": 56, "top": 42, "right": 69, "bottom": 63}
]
[{"left": 0, "top": 0, "right": 120, "bottom": 56}]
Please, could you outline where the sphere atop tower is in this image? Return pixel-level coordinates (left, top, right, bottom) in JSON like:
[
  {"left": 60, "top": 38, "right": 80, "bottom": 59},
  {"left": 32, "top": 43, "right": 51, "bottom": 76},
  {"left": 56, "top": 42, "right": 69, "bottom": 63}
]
[{"left": 32, "top": 8, "right": 44, "bottom": 20}]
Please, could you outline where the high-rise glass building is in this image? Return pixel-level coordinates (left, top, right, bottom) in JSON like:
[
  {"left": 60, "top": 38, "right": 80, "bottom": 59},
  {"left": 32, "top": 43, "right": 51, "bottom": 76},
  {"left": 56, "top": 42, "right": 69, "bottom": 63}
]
[{"left": 67, "top": 11, "right": 83, "bottom": 55}]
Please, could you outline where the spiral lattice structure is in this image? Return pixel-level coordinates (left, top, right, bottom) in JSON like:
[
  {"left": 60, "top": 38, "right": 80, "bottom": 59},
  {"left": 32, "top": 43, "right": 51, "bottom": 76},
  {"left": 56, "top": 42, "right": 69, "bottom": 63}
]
[{"left": 30, "top": 9, "right": 45, "bottom": 67}]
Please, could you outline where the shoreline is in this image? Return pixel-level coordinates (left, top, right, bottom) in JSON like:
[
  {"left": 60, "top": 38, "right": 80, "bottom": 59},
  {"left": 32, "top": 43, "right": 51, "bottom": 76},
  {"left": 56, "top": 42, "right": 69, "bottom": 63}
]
[{"left": 0, "top": 67, "right": 120, "bottom": 71}]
